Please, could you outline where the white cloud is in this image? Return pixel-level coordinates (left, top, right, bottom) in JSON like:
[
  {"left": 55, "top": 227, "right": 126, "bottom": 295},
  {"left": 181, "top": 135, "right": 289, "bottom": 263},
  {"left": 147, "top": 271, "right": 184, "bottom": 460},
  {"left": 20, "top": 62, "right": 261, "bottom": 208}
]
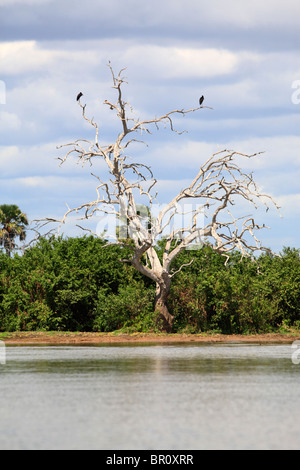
[
  {"left": 140, "top": 136, "right": 300, "bottom": 214},
  {"left": 15, "top": 175, "right": 94, "bottom": 195},
  {"left": 0, "top": 41, "right": 54, "bottom": 75},
  {"left": 1, "top": 40, "right": 240, "bottom": 81},
  {"left": 222, "top": 136, "right": 300, "bottom": 169},
  {"left": 0, "top": 173, "right": 98, "bottom": 214},
  {"left": 199, "top": 0, "right": 300, "bottom": 29},
  {"left": 0, "top": 111, "right": 22, "bottom": 131},
  {"left": 143, "top": 135, "right": 300, "bottom": 172},
  {"left": 145, "top": 140, "right": 218, "bottom": 170},
  {"left": 0, "top": 0, "right": 51, "bottom": 4},
  {"left": 0, "top": 40, "right": 101, "bottom": 76},
  {"left": 0, "top": 1, "right": 299, "bottom": 251},
  {"left": 275, "top": 194, "right": 300, "bottom": 216},
  {"left": 0, "top": 144, "right": 58, "bottom": 177},
  {"left": 123, "top": 46, "right": 238, "bottom": 79},
  {"left": 0, "top": 142, "right": 107, "bottom": 179}
]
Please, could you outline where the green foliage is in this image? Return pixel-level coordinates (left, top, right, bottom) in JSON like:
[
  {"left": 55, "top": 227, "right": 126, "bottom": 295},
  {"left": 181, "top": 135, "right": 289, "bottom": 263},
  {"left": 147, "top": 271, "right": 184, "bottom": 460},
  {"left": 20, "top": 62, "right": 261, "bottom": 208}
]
[
  {"left": 169, "top": 245, "right": 300, "bottom": 334},
  {"left": 0, "top": 236, "right": 299, "bottom": 334},
  {"left": 0, "top": 236, "right": 148, "bottom": 331},
  {"left": 93, "top": 283, "right": 155, "bottom": 332}
]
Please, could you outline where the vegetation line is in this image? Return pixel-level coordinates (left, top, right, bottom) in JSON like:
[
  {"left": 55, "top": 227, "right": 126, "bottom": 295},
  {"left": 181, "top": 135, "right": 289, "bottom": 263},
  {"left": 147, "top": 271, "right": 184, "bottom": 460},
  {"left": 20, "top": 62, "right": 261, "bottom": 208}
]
[{"left": 0, "top": 236, "right": 299, "bottom": 335}]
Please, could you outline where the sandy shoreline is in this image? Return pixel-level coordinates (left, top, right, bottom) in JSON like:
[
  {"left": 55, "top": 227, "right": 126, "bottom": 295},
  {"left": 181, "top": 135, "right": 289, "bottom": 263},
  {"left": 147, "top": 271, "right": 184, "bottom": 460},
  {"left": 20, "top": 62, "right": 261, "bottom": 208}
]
[{"left": 1, "top": 331, "right": 300, "bottom": 345}]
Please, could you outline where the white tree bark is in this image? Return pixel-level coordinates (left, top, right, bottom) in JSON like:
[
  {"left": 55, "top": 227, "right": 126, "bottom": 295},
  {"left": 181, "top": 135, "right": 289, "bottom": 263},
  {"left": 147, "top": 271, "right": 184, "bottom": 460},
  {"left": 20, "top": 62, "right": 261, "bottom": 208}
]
[{"left": 38, "top": 64, "right": 280, "bottom": 331}]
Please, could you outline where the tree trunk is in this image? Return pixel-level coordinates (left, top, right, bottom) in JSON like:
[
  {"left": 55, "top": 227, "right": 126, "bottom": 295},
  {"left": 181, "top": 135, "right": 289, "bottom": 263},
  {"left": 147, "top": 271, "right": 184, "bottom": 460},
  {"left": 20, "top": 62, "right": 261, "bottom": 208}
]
[{"left": 154, "top": 274, "right": 174, "bottom": 333}]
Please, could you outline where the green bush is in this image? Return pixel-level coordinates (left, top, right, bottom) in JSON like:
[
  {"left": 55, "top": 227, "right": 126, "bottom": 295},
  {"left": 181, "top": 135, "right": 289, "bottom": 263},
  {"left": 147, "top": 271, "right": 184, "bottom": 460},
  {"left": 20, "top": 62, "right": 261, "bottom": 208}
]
[
  {"left": 0, "top": 236, "right": 299, "bottom": 334},
  {"left": 93, "top": 284, "right": 155, "bottom": 332},
  {"left": 0, "top": 236, "right": 149, "bottom": 331},
  {"left": 170, "top": 246, "right": 300, "bottom": 334}
]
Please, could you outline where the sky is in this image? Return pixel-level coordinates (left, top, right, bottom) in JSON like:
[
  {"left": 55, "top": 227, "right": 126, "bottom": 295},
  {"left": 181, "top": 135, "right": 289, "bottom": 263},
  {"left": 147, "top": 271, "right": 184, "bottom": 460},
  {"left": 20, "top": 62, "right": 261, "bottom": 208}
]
[{"left": 0, "top": 0, "right": 300, "bottom": 253}]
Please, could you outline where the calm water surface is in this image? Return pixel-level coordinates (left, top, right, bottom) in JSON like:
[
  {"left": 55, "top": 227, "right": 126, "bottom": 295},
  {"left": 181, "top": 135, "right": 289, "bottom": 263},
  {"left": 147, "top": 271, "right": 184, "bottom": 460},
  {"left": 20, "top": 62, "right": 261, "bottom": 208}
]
[{"left": 0, "top": 343, "right": 299, "bottom": 449}]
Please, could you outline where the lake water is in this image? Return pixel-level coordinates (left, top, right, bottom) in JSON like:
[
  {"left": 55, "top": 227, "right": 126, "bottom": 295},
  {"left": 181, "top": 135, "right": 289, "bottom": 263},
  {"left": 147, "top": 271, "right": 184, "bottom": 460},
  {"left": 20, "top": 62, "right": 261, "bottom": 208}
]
[{"left": 0, "top": 343, "right": 299, "bottom": 450}]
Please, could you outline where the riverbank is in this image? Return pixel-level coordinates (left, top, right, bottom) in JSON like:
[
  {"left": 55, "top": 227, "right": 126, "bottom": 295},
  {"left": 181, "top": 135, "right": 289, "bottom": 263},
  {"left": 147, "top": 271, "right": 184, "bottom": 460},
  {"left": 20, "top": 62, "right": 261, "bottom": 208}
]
[{"left": 1, "top": 331, "right": 300, "bottom": 345}]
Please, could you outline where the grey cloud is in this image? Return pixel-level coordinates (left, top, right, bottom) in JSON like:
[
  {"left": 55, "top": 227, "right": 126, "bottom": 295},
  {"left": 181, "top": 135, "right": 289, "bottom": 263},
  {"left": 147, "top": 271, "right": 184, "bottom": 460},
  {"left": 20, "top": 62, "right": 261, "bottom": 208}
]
[
  {"left": 1, "top": 0, "right": 299, "bottom": 52},
  {"left": 0, "top": 0, "right": 300, "bottom": 251}
]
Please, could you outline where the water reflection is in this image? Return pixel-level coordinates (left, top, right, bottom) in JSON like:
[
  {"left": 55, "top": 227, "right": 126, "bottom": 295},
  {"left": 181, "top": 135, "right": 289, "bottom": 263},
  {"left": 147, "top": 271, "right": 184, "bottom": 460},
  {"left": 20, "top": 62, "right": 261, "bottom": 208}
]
[
  {"left": 0, "top": 344, "right": 299, "bottom": 450},
  {"left": 4, "top": 342, "right": 292, "bottom": 373}
]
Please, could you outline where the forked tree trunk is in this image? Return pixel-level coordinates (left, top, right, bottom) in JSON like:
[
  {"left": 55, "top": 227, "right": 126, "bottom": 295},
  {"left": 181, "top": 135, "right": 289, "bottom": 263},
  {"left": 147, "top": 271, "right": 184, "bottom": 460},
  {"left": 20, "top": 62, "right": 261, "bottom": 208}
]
[
  {"left": 53, "top": 64, "right": 281, "bottom": 337},
  {"left": 154, "top": 274, "right": 174, "bottom": 333}
]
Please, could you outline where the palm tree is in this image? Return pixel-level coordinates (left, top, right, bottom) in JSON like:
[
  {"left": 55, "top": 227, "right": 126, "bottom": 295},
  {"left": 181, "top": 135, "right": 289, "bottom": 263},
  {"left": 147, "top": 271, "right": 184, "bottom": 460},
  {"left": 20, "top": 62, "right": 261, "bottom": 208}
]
[{"left": 0, "top": 204, "right": 29, "bottom": 257}]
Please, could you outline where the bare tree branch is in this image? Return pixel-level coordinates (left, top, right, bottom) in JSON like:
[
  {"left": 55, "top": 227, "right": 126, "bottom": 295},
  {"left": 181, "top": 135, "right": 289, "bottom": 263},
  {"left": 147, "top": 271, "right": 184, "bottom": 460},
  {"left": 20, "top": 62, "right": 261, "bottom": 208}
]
[{"left": 35, "top": 63, "right": 280, "bottom": 331}]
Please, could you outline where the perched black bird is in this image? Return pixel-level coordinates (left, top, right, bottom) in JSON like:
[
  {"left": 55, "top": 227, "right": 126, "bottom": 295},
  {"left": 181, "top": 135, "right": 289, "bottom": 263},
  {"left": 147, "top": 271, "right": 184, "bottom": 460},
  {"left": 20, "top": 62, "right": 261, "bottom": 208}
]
[
  {"left": 199, "top": 95, "right": 204, "bottom": 106},
  {"left": 76, "top": 92, "right": 83, "bottom": 101}
]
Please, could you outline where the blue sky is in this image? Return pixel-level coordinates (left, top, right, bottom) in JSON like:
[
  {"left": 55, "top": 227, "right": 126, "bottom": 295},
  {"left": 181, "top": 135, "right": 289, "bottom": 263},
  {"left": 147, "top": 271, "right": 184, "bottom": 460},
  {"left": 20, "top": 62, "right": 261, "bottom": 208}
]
[{"left": 0, "top": 0, "right": 300, "bottom": 253}]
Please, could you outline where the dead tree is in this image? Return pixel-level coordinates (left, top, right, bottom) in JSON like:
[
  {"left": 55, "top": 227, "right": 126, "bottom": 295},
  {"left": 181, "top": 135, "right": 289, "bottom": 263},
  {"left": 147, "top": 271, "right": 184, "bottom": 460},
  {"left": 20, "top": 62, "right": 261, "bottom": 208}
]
[{"left": 46, "top": 63, "right": 280, "bottom": 332}]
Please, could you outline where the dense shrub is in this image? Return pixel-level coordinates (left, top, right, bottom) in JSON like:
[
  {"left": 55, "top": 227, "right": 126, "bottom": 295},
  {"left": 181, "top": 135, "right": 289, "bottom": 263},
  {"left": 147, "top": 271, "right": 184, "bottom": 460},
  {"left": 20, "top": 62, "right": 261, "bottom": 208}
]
[
  {"left": 169, "top": 246, "right": 300, "bottom": 334},
  {"left": 0, "top": 236, "right": 149, "bottom": 331},
  {"left": 0, "top": 236, "right": 299, "bottom": 333},
  {"left": 93, "top": 283, "right": 155, "bottom": 332}
]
